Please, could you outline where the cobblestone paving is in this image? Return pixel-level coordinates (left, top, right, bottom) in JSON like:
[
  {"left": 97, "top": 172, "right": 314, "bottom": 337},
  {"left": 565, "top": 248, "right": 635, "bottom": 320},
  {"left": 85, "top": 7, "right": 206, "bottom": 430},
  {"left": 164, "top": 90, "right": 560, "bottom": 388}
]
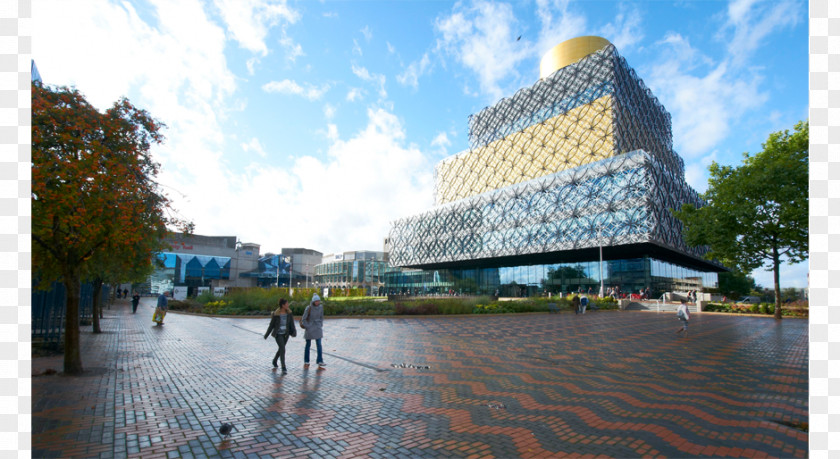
[{"left": 32, "top": 299, "right": 808, "bottom": 458}]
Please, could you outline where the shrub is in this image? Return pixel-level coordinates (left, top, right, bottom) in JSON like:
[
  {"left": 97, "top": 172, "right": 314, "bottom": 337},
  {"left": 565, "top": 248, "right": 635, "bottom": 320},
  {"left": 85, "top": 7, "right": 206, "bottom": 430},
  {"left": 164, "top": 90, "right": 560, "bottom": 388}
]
[
  {"left": 472, "top": 303, "right": 514, "bottom": 314},
  {"left": 195, "top": 290, "right": 216, "bottom": 304}
]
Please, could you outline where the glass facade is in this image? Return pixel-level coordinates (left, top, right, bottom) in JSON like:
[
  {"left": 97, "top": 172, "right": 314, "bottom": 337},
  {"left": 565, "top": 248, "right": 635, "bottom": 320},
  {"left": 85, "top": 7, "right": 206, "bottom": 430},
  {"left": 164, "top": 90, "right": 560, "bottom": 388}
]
[
  {"left": 386, "top": 37, "right": 724, "bottom": 297},
  {"left": 314, "top": 252, "right": 389, "bottom": 295},
  {"left": 239, "top": 254, "right": 294, "bottom": 288},
  {"left": 151, "top": 252, "right": 231, "bottom": 294},
  {"left": 384, "top": 256, "right": 716, "bottom": 298}
]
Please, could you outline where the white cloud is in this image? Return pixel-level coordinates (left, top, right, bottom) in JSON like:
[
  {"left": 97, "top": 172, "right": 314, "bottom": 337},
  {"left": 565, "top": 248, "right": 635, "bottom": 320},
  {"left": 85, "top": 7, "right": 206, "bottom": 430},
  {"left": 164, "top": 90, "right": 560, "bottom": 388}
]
[
  {"left": 279, "top": 34, "right": 304, "bottom": 62},
  {"left": 397, "top": 53, "right": 431, "bottom": 89},
  {"left": 435, "top": 0, "right": 531, "bottom": 100},
  {"left": 386, "top": 42, "right": 396, "bottom": 54},
  {"left": 431, "top": 132, "right": 451, "bottom": 149},
  {"left": 241, "top": 137, "right": 268, "bottom": 158},
  {"left": 598, "top": 4, "right": 644, "bottom": 53},
  {"left": 213, "top": 0, "right": 300, "bottom": 57},
  {"left": 346, "top": 88, "right": 364, "bottom": 102},
  {"left": 323, "top": 103, "right": 337, "bottom": 119},
  {"left": 534, "top": 0, "right": 587, "bottom": 58},
  {"left": 352, "top": 65, "right": 387, "bottom": 99},
  {"left": 326, "top": 124, "right": 339, "bottom": 141},
  {"left": 246, "top": 57, "right": 259, "bottom": 75},
  {"left": 352, "top": 39, "right": 363, "bottom": 56},
  {"left": 722, "top": 0, "right": 801, "bottom": 66},
  {"left": 645, "top": 35, "right": 767, "bottom": 158},
  {"left": 230, "top": 108, "right": 434, "bottom": 253},
  {"left": 361, "top": 25, "right": 373, "bottom": 41},
  {"left": 262, "top": 79, "right": 330, "bottom": 100}
]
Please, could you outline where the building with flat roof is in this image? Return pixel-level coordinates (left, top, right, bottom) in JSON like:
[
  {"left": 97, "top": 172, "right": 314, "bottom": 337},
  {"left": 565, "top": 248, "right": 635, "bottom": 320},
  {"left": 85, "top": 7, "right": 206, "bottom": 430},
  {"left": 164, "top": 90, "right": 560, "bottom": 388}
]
[
  {"left": 314, "top": 251, "right": 389, "bottom": 296},
  {"left": 148, "top": 234, "right": 321, "bottom": 295},
  {"left": 385, "top": 36, "right": 724, "bottom": 298}
]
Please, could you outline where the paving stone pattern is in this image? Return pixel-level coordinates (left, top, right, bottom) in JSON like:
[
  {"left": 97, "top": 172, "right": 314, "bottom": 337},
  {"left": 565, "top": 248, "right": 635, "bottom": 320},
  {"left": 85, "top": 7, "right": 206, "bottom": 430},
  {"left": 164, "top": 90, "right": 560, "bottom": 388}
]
[{"left": 32, "top": 299, "right": 808, "bottom": 458}]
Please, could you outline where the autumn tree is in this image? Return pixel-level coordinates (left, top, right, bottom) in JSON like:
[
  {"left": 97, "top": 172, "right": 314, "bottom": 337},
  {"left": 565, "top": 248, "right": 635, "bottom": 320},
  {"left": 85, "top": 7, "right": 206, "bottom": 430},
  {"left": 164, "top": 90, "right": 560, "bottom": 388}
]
[
  {"left": 32, "top": 82, "right": 189, "bottom": 374},
  {"left": 673, "top": 121, "right": 808, "bottom": 319}
]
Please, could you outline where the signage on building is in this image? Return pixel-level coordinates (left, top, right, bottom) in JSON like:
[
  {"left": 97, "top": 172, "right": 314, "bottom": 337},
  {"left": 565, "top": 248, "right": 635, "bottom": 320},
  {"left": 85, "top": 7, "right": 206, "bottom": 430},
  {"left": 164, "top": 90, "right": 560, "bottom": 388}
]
[
  {"left": 333, "top": 254, "right": 344, "bottom": 261},
  {"left": 214, "top": 287, "right": 226, "bottom": 297},
  {"left": 197, "top": 286, "right": 210, "bottom": 296},
  {"left": 173, "top": 286, "right": 188, "bottom": 301},
  {"left": 171, "top": 241, "right": 194, "bottom": 250}
]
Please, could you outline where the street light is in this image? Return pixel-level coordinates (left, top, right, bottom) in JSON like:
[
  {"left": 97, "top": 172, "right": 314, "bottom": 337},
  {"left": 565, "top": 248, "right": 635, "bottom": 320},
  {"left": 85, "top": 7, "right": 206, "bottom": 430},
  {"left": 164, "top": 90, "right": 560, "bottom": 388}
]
[
  {"left": 597, "top": 226, "right": 605, "bottom": 298},
  {"left": 287, "top": 256, "right": 293, "bottom": 296}
]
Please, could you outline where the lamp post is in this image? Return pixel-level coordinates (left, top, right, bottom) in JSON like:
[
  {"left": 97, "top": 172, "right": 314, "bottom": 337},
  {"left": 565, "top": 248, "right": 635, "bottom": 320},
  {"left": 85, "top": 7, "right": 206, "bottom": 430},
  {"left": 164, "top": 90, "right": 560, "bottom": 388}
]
[
  {"left": 598, "top": 227, "right": 604, "bottom": 298},
  {"left": 288, "top": 256, "right": 293, "bottom": 296}
]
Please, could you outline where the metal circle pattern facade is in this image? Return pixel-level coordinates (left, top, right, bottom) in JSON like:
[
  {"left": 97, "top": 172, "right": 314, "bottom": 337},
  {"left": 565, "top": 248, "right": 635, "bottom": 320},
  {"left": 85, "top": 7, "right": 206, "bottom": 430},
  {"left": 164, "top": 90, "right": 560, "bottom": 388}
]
[{"left": 389, "top": 42, "right": 711, "bottom": 272}]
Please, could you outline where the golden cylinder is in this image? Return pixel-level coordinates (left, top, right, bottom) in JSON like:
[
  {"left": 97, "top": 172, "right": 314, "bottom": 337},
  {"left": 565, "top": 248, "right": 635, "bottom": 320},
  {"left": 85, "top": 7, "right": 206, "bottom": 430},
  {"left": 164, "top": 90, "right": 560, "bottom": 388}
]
[{"left": 539, "top": 36, "right": 611, "bottom": 79}]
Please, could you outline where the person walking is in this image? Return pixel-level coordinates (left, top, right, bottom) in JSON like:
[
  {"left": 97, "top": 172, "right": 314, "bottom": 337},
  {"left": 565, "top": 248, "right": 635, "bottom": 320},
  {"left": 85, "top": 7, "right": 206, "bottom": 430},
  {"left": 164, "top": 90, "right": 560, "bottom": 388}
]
[
  {"left": 131, "top": 291, "right": 141, "bottom": 314},
  {"left": 154, "top": 291, "right": 168, "bottom": 325},
  {"left": 579, "top": 294, "right": 589, "bottom": 314},
  {"left": 676, "top": 298, "right": 690, "bottom": 334},
  {"left": 300, "top": 293, "right": 326, "bottom": 368},
  {"left": 572, "top": 293, "right": 581, "bottom": 314},
  {"left": 264, "top": 298, "right": 297, "bottom": 372}
]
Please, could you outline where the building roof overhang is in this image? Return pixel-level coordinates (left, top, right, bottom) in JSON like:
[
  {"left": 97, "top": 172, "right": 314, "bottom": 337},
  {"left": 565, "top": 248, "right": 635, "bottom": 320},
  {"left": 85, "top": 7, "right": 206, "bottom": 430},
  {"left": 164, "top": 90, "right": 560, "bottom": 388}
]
[{"left": 397, "top": 241, "right": 727, "bottom": 273}]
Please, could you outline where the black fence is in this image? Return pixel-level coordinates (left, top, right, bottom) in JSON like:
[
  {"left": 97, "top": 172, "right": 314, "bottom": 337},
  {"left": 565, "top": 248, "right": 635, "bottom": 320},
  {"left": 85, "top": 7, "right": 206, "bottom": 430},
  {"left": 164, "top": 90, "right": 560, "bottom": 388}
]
[{"left": 32, "top": 281, "right": 108, "bottom": 349}]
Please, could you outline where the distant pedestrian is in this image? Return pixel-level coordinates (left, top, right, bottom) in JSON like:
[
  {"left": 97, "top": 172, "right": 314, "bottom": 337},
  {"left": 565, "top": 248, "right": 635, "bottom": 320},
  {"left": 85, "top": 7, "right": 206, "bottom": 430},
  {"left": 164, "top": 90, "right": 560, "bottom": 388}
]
[
  {"left": 131, "top": 291, "right": 140, "bottom": 313},
  {"left": 300, "top": 293, "right": 326, "bottom": 368},
  {"left": 264, "top": 298, "right": 297, "bottom": 372},
  {"left": 580, "top": 295, "right": 589, "bottom": 314},
  {"left": 676, "top": 299, "right": 690, "bottom": 334},
  {"left": 572, "top": 294, "right": 581, "bottom": 314},
  {"left": 123, "top": 288, "right": 129, "bottom": 299},
  {"left": 154, "top": 291, "right": 168, "bottom": 325}
]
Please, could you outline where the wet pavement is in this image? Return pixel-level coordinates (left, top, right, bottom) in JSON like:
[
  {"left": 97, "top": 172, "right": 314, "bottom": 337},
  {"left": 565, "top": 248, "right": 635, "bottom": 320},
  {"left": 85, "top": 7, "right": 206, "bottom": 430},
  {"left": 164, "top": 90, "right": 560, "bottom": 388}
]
[{"left": 31, "top": 298, "right": 808, "bottom": 458}]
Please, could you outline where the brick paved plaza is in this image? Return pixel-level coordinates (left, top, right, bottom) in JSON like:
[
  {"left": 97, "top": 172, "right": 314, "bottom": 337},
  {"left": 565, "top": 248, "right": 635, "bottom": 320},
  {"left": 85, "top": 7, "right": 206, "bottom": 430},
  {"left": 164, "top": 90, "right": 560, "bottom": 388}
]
[{"left": 31, "top": 298, "right": 808, "bottom": 458}]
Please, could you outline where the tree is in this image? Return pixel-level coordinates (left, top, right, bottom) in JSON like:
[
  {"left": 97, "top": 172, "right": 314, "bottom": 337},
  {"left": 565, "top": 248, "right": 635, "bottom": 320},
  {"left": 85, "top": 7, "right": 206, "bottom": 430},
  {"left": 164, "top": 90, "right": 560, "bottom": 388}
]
[
  {"left": 673, "top": 121, "right": 808, "bottom": 319},
  {"left": 32, "top": 82, "right": 189, "bottom": 374},
  {"left": 716, "top": 270, "right": 756, "bottom": 300}
]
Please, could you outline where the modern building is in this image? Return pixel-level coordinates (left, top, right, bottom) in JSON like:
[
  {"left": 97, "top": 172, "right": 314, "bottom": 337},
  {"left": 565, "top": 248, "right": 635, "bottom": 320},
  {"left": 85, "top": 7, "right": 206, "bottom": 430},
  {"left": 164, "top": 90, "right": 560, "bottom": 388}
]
[
  {"left": 314, "top": 251, "right": 390, "bottom": 296},
  {"left": 238, "top": 248, "right": 322, "bottom": 289},
  {"left": 148, "top": 234, "right": 321, "bottom": 295},
  {"left": 149, "top": 234, "right": 238, "bottom": 295},
  {"left": 385, "top": 36, "right": 725, "bottom": 298}
]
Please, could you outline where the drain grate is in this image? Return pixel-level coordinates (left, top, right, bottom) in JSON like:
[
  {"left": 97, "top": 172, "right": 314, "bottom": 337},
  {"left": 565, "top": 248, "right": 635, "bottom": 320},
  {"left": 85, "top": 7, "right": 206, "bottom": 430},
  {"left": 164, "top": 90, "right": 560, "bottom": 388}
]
[{"left": 391, "top": 363, "right": 431, "bottom": 370}]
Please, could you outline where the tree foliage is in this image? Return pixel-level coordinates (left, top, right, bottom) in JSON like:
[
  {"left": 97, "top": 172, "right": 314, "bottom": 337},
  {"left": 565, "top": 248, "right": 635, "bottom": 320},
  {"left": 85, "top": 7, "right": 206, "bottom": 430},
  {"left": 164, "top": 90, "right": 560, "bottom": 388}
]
[
  {"left": 32, "top": 82, "right": 190, "bottom": 373},
  {"left": 717, "top": 270, "right": 757, "bottom": 300},
  {"left": 673, "top": 121, "right": 808, "bottom": 319}
]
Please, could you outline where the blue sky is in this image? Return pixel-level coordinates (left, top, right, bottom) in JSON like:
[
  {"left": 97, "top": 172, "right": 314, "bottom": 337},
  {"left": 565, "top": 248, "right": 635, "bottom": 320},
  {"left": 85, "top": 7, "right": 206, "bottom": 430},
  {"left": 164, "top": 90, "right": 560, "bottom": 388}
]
[{"left": 32, "top": 0, "right": 808, "bottom": 289}]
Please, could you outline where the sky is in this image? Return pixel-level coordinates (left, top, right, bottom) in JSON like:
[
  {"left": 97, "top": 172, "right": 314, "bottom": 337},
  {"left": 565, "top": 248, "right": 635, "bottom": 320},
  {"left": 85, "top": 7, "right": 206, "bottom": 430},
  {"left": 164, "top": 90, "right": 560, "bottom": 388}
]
[{"left": 31, "top": 0, "right": 808, "bottom": 289}]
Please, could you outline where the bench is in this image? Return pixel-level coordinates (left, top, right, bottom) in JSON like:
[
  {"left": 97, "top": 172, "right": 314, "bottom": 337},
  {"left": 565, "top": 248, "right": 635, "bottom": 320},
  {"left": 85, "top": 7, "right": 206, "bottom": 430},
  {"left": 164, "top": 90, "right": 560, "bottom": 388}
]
[{"left": 548, "top": 303, "right": 560, "bottom": 313}]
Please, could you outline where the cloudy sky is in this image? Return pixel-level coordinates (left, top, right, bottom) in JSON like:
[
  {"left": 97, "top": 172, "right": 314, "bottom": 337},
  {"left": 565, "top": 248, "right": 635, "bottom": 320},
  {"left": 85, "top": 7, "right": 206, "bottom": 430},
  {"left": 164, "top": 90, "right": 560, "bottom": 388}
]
[{"left": 32, "top": 0, "right": 808, "bottom": 288}]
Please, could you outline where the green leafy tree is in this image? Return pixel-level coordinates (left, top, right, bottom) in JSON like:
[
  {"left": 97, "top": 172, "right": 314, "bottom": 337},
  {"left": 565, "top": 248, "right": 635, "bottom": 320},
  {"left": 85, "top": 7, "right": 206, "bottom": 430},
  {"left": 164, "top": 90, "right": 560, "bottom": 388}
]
[
  {"left": 717, "top": 270, "right": 757, "bottom": 300},
  {"left": 32, "top": 82, "right": 189, "bottom": 374},
  {"left": 673, "top": 121, "right": 808, "bottom": 319}
]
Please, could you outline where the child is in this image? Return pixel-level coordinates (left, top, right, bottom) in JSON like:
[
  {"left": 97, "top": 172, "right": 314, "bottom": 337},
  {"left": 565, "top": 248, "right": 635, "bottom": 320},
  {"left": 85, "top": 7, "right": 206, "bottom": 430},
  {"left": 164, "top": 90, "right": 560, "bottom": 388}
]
[{"left": 676, "top": 298, "right": 690, "bottom": 334}]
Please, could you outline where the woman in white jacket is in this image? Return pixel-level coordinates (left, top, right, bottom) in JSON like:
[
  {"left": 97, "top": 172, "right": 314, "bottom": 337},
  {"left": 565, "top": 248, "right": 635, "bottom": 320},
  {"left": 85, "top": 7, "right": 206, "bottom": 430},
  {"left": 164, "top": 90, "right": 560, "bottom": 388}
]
[{"left": 300, "top": 293, "right": 326, "bottom": 368}]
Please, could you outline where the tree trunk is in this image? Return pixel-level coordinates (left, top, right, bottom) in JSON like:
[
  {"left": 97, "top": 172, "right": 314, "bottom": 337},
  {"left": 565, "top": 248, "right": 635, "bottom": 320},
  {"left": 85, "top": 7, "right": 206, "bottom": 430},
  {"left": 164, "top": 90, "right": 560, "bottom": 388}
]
[
  {"left": 62, "top": 272, "right": 84, "bottom": 375},
  {"left": 773, "top": 245, "right": 782, "bottom": 320},
  {"left": 91, "top": 278, "right": 103, "bottom": 333}
]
